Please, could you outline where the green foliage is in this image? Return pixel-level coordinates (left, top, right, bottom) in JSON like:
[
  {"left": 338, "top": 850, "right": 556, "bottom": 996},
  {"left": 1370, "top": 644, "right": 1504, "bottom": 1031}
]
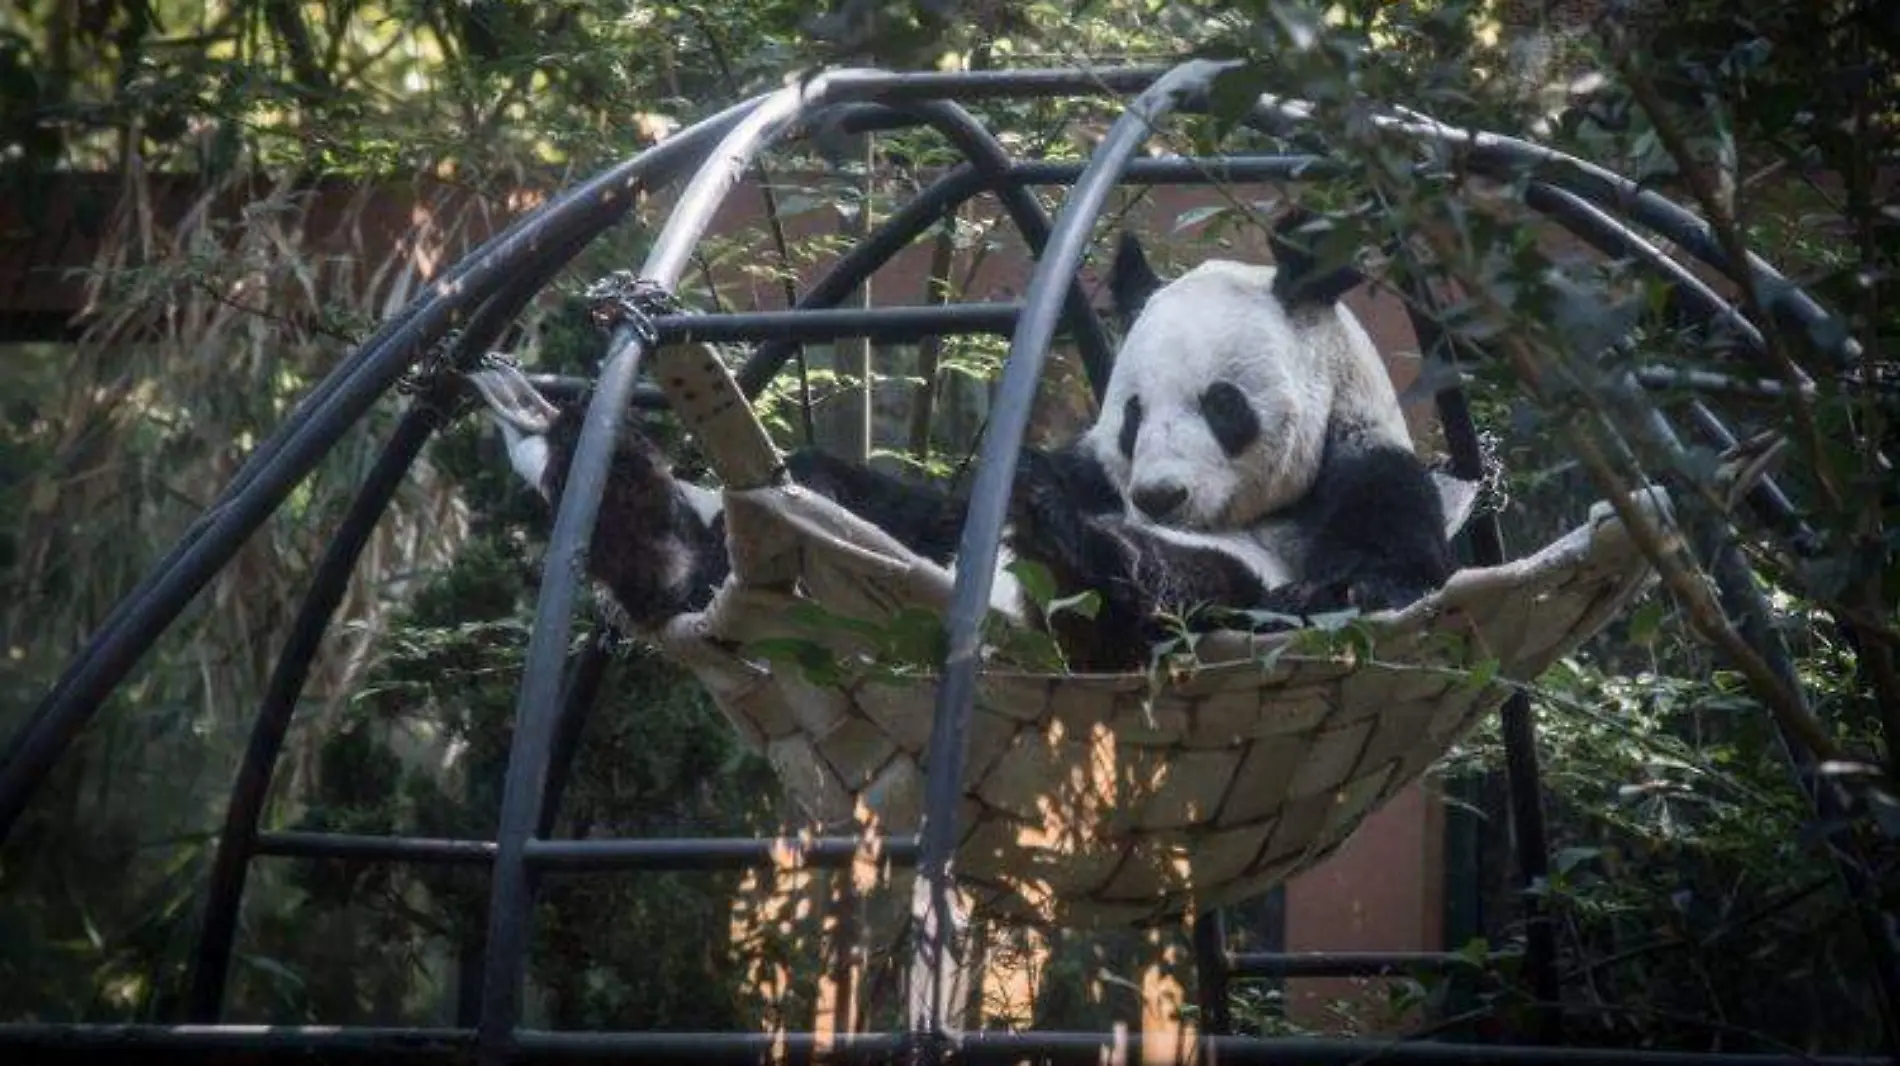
[{"left": 4, "top": 0, "right": 1897, "bottom": 1048}]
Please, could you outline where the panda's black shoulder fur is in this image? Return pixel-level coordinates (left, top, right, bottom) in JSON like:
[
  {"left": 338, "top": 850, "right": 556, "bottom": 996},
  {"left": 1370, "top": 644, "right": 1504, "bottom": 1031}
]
[{"left": 1255, "top": 423, "right": 1453, "bottom": 623}]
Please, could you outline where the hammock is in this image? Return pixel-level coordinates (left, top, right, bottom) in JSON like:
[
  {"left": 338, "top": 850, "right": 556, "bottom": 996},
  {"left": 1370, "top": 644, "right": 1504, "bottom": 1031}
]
[{"left": 622, "top": 339, "right": 1668, "bottom": 929}]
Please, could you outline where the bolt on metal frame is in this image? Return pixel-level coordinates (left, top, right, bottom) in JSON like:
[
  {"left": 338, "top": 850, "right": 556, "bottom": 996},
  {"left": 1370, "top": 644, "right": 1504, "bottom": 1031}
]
[{"left": 0, "top": 59, "right": 1891, "bottom": 1065}]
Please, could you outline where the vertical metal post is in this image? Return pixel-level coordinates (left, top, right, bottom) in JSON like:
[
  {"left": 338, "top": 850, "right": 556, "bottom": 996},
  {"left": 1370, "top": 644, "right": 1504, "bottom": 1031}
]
[
  {"left": 904, "top": 58, "right": 1238, "bottom": 1053},
  {"left": 473, "top": 74, "right": 855, "bottom": 1065},
  {"left": 1193, "top": 910, "right": 1233, "bottom": 1036},
  {"left": 185, "top": 402, "right": 446, "bottom": 1021},
  {"left": 1402, "top": 296, "right": 1564, "bottom": 1043}
]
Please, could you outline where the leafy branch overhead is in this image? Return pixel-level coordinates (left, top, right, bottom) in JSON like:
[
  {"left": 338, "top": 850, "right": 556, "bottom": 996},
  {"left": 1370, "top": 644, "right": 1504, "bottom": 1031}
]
[{"left": 1, "top": 0, "right": 1895, "bottom": 1050}]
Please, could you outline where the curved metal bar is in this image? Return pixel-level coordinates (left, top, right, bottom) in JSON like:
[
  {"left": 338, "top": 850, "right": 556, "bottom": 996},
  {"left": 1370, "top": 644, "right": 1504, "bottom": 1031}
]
[
  {"left": 904, "top": 57, "right": 1239, "bottom": 1043},
  {"left": 889, "top": 99, "right": 1118, "bottom": 396},
  {"left": 637, "top": 95, "right": 1120, "bottom": 407},
  {"left": 0, "top": 95, "right": 769, "bottom": 847},
  {"left": 474, "top": 71, "right": 877, "bottom": 1064},
  {"left": 183, "top": 230, "right": 595, "bottom": 1023},
  {"left": 667, "top": 151, "right": 1339, "bottom": 411},
  {"left": 534, "top": 638, "right": 614, "bottom": 839},
  {"left": 1518, "top": 181, "right": 1812, "bottom": 539},
  {"left": 1248, "top": 97, "right": 1843, "bottom": 369},
  {"left": 182, "top": 400, "right": 446, "bottom": 1022},
  {"left": 1523, "top": 182, "right": 1764, "bottom": 353}
]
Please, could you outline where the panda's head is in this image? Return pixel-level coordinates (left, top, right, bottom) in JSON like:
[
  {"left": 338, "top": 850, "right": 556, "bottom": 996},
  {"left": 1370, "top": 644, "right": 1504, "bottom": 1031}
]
[{"left": 1079, "top": 213, "right": 1407, "bottom": 532}]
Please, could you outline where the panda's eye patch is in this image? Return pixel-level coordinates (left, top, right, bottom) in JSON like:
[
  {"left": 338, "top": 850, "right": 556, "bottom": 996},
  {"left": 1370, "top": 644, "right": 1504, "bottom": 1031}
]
[
  {"left": 1200, "top": 381, "right": 1260, "bottom": 457},
  {"left": 1118, "top": 395, "right": 1143, "bottom": 459}
]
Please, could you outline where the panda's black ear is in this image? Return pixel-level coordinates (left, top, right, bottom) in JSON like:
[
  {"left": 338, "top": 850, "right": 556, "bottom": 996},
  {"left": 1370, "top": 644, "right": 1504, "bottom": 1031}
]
[
  {"left": 1270, "top": 208, "right": 1363, "bottom": 308},
  {"left": 1108, "top": 232, "right": 1163, "bottom": 330}
]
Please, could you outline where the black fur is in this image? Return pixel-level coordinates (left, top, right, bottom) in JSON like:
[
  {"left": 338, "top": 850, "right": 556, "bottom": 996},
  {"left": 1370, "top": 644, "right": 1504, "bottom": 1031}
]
[
  {"left": 783, "top": 449, "right": 967, "bottom": 564},
  {"left": 1005, "top": 446, "right": 1270, "bottom": 671},
  {"left": 537, "top": 405, "right": 729, "bottom": 631},
  {"left": 1254, "top": 425, "right": 1454, "bottom": 623},
  {"left": 1199, "top": 381, "right": 1262, "bottom": 457},
  {"left": 1108, "top": 232, "right": 1163, "bottom": 329},
  {"left": 1117, "top": 395, "right": 1143, "bottom": 460},
  {"left": 1268, "top": 208, "right": 1364, "bottom": 309}
]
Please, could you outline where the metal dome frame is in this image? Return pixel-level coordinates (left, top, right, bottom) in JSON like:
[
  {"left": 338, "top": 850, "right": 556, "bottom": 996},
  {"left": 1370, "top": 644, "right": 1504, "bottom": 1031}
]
[{"left": 1, "top": 59, "right": 1893, "bottom": 1065}]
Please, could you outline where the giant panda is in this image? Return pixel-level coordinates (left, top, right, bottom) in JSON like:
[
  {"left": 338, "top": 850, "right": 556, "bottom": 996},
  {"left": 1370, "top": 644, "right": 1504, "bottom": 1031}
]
[{"left": 463, "top": 210, "right": 1453, "bottom": 671}]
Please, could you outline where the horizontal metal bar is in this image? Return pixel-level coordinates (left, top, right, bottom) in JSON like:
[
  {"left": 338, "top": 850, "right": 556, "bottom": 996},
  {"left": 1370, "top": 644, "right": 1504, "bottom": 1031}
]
[
  {"left": 1228, "top": 950, "right": 1511, "bottom": 979},
  {"left": 1007, "top": 153, "right": 1339, "bottom": 185},
  {"left": 0, "top": 1026, "right": 1884, "bottom": 1066},
  {"left": 251, "top": 832, "right": 918, "bottom": 872},
  {"left": 827, "top": 65, "right": 1169, "bottom": 102},
  {"left": 525, "top": 835, "right": 919, "bottom": 872},
  {"left": 254, "top": 831, "right": 497, "bottom": 865},
  {"left": 645, "top": 302, "right": 1019, "bottom": 345}
]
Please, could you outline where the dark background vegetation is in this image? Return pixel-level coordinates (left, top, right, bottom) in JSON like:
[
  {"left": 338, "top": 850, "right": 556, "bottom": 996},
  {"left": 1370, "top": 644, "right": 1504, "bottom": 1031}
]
[{"left": 0, "top": 0, "right": 1894, "bottom": 1052}]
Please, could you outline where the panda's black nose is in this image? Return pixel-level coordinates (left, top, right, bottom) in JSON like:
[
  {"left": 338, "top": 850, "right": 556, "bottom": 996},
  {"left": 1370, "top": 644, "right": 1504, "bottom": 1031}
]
[{"left": 1132, "top": 483, "right": 1188, "bottom": 520}]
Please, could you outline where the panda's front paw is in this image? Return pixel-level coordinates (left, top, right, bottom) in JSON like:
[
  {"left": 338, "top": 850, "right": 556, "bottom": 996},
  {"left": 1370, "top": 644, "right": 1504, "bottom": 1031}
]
[
  {"left": 1007, "top": 448, "right": 1099, "bottom": 575},
  {"left": 1258, "top": 567, "right": 1437, "bottom": 625}
]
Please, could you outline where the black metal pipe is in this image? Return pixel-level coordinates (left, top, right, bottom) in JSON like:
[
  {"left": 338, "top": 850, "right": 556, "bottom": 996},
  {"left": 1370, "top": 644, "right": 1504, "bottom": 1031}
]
[
  {"left": 1301, "top": 104, "right": 1846, "bottom": 368},
  {"left": 1402, "top": 289, "right": 1563, "bottom": 1043},
  {"left": 1518, "top": 180, "right": 1812, "bottom": 542},
  {"left": 534, "top": 639, "right": 613, "bottom": 839},
  {"left": 1192, "top": 910, "right": 1233, "bottom": 1034},
  {"left": 906, "top": 56, "right": 1242, "bottom": 1042},
  {"left": 0, "top": 1025, "right": 1889, "bottom": 1066},
  {"left": 0, "top": 94, "right": 774, "bottom": 847},
  {"left": 677, "top": 162, "right": 990, "bottom": 408},
  {"left": 650, "top": 302, "right": 1022, "bottom": 344},
  {"left": 686, "top": 97, "right": 1125, "bottom": 409},
  {"left": 820, "top": 65, "right": 1169, "bottom": 102},
  {"left": 525, "top": 835, "right": 920, "bottom": 871},
  {"left": 475, "top": 73, "right": 854, "bottom": 1064},
  {"left": 185, "top": 227, "right": 600, "bottom": 1024},
  {"left": 1227, "top": 951, "right": 1508, "bottom": 979},
  {"left": 254, "top": 830, "right": 501, "bottom": 865},
  {"left": 234, "top": 831, "right": 920, "bottom": 872},
  {"left": 886, "top": 100, "right": 1119, "bottom": 396},
  {"left": 658, "top": 152, "right": 1340, "bottom": 412},
  {"left": 183, "top": 403, "right": 449, "bottom": 1021},
  {"left": 1005, "top": 154, "right": 1338, "bottom": 187}
]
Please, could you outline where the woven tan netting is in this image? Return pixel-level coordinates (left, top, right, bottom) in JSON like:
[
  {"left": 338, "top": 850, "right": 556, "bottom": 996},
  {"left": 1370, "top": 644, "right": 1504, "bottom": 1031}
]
[{"left": 642, "top": 340, "right": 1665, "bottom": 929}]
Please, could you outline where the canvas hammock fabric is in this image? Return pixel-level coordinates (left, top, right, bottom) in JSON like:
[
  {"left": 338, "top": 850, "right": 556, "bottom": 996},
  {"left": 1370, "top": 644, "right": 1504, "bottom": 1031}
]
[{"left": 639, "top": 340, "right": 1666, "bottom": 929}]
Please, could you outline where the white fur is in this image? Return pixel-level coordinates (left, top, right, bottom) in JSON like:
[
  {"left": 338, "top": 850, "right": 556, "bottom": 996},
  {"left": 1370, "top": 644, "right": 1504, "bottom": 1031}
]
[
  {"left": 946, "top": 539, "right": 1029, "bottom": 624},
  {"left": 1141, "top": 521, "right": 1300, "bottom": 589},
  {"left": 677, "top": 482, "right": 725, "bottom": 527},
  {"left": 496, "top": 419, "right": 551, "bottom": 494},
  {"left": 1081, "top": 259, "right": 1409, "bottom": 532},
  {"left": 987, "top": 543, "right": 1026, "bottom": 623}
]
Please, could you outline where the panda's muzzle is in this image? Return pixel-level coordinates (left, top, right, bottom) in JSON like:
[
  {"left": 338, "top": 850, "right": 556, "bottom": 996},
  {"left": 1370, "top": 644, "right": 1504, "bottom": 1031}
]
[{"left": 1131, "top": 482, "right": 1189, "bottom": 521}]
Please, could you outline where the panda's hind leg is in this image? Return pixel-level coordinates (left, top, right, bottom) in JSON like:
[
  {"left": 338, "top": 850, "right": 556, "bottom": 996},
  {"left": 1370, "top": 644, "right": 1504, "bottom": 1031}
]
[
  {"left": 551, "top": 418, "right": 730, "bottom": 631},
  {"left": 785, "top": 448, "right": 968, "bottom": 565}
]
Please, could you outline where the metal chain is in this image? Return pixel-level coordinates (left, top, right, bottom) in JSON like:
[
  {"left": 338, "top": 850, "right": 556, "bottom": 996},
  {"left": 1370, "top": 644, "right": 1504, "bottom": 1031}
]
[{"left": 583, "top": 271, "right": 683, "bottom": 345}]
